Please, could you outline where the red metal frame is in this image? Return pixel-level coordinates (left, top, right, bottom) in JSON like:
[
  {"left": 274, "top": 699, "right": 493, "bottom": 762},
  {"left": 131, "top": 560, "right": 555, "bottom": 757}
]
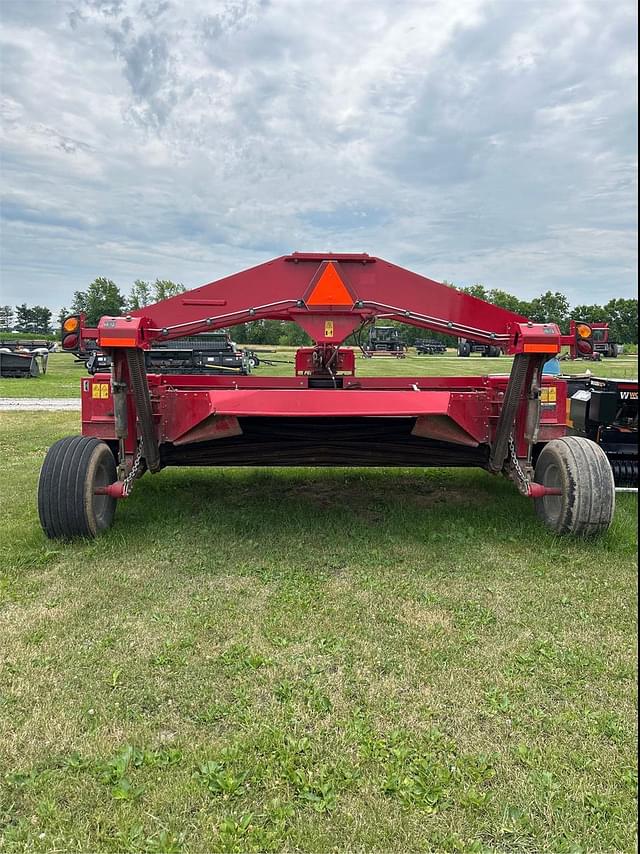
[
  {"left": 72, "top": 253, "right": 568, "bottom": 497},
  {"left": 96, "top": 253, "right": 539, "bottom": 350},
  {"left": 82, "top": 372, "right": 567, "bottom": 449},
  {"left": 295, "top": 346, "right": 356, "bottom": 376}
]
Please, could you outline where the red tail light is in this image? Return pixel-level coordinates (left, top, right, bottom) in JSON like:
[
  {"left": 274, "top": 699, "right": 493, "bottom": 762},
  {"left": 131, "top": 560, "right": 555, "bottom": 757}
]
[
  {"left": 62, "top": 333, "right": 78, "bottom": 350},
  {"left": 61, "top": 314, "right": 82, "bottom": 352}
]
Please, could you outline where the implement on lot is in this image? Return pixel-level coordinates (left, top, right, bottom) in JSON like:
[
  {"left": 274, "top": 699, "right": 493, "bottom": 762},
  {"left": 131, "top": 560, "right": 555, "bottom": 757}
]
[
  {"left": 40, "top": 253, "right": 637, "bottom": 539},
  {"left": 0, "top": 340, "right": 51, "bottom": 378}
]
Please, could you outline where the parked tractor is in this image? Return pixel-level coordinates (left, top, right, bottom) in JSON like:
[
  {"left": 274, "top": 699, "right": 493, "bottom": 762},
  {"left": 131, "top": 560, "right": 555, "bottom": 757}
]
[
  {"left": 362, "top": 325, "right": 407, "bottom": 357},
  {"left": 39, "top": 253, "right": 637, "bottom": 540}
]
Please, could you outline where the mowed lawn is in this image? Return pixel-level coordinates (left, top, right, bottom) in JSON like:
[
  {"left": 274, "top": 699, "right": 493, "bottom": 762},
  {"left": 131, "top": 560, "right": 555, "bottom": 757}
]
[
  {"left": 0, "top": 348, "right": 638, "bottom": 398},
  {"left": 0, "top": 405, "right": 637, "bottom": 852}
]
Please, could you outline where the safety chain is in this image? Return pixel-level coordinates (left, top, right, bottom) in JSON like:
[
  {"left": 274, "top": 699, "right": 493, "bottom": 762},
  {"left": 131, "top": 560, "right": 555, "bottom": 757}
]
[
  {"left": 508, "top": 434, "right": 530, "bottom": 492},
  {"left": 122, "top": 442, "right": 144, "bottom": 496}
]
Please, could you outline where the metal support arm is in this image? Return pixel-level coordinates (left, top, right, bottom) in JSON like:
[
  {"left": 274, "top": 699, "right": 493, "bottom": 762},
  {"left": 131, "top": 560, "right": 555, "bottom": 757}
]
[
  {"left": 125, "top": 348, "right": 161, "bottom": 472},
  {"left": 489, "top": 352, "right": 546, "bottom": 479},
  {"left": 96, "top": 254, "right": 531, "bottom": 350}
]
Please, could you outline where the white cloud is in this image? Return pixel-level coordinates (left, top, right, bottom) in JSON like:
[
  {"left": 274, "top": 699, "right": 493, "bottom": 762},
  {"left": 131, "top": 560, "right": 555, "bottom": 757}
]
[{"left": 0, "top": 0, "right": 637, "bottom": 313}]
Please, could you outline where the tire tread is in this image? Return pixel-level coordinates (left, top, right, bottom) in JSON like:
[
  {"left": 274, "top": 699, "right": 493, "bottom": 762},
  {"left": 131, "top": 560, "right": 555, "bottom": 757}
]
[
  {"left": 534, "top": 436, "right": 615, "bottom": 537},
  {"left": 38, "top": 436, "right": 117, "bottom": 539}
]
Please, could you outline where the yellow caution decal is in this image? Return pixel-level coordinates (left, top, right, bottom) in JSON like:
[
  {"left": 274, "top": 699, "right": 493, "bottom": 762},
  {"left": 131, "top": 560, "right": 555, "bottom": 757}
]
[{"left": 92, "top": 382, "right": 110, "bottom": 399}]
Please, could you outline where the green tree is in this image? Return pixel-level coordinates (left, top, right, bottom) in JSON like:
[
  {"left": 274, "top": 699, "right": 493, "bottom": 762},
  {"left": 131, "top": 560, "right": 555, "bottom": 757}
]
[
  {"left": 152, "top": 279, "right": 186, "bottom": 302},
  {"left": 14, "top": 304, "right": 33, "bottom": 333},
  {"left": 486, "top": 289, "right": 531, "bottom": 317},
  {"left": 527, "top": 291, "right": 570, "bottom": 331},
  {"left": 571, "top": 304, "right": 609, "bottom": 324},
  {"left": 460, "top": 284, "right": 489, "bottom": 300},
  {"left": 604, "top": 298, "right": 638, "bottom": 344},
  {"left": 71, "top": 278, "right": 127, "bottom": 327},
  {"left": 0, "top": 305, "right": 13, "bottom": 332},
  {"left": 13, "top": 304, "right": 52, "bottom": 334},
  {"left": 31, "top": 306, "right": 52, "bottom": 334},
  {"left": 128, "top": 280, "right": 153, "bottom": 310},
  {"left": 277, "top": 322, "right": 312, "bottom": 347},
  {"left": 235, "top": 320, "right": 282, "bottom": 345}
]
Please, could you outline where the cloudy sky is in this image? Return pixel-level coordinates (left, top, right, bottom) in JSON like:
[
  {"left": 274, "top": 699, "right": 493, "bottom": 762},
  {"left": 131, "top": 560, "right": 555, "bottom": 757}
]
[{"left": 0, "top": 0, "right": 637, "bottom": 313}]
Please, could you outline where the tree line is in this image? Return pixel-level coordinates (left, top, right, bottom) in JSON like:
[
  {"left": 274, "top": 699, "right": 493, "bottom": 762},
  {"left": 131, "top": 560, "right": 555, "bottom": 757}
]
[
  {"left": 0, "top": 278, "right": 187, "bottom": 334},
  {"left": 455, "top": 286, "right": 637, "bottom": 346},
  {"left": 0, "top": 304, "right": 53, "bottom": 335},
  {"left": 61, "top": 277, "right": 187, "bottom": 327},
  {"left": 0, "top": 277, "right": 636, "bottom": 344}
]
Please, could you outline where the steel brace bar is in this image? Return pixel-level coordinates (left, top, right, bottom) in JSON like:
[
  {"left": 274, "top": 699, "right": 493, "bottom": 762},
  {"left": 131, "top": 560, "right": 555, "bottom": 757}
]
[
  {"left": 125, "top": 348, "right": 161, "bottom": 472},
  {"left": 488, "top": 353, "right": 531, "bottom": 473}
]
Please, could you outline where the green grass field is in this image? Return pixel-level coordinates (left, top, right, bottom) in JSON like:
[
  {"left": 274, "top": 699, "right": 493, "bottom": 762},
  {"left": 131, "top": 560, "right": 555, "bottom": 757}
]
[
  {"left": 1, "top": 349, "right": 637, "bottom": 399},
  {"left": 0, "top": 407, "right": 637, "bottom": 852}
]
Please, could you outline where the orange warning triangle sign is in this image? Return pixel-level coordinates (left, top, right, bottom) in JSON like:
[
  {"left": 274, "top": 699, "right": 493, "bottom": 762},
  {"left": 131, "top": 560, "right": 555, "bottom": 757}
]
[{"left": 307, "top": 262, "right": 353, "bottom": 306}]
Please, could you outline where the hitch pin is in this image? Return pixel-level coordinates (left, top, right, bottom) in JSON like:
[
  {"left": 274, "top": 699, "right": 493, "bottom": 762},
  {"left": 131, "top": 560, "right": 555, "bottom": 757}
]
[
  {"left": 527, "top": 484, "right": 636, "bottom": 497},
  {"left": 94, "top": 482, "right": 127, "bottom": 499},
  {"left": 527, "top": 483, "right": 562, "bottom": 499}
]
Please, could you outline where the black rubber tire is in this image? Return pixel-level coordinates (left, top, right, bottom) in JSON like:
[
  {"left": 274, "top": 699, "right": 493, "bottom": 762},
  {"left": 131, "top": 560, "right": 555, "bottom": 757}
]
[
  {"left": 534, "top": 436, "right": 615, "bottom": 537},
  {"left": 458, "top": 343, "right": 471, "bottom": 357},
  {"left": 38, "top": 436, "right": 118, "bottom": 539}
]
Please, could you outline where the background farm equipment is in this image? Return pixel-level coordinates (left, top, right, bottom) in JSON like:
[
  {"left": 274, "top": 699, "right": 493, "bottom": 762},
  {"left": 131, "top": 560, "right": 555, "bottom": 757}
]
[
  {"left": 362, "top": 325, "right": 407, "bottom": 357},
  {"left": 39, "top": 252, "right": 637, "bottom": 540},
  {"left": 564, "top": 375, "right": 638, "bottom": 487},
  {"left": 457, "top": 337, "right": 502, "bottom": 357},
  {"left": 69, "top": 329, "right": 258, "bottom": 376},
  {"left": 565, "top": 320, "right": 623, "bottom": 360},
  {"left": 0, "top": 338, "right": 56, "bottom": 351},
  {"left": 415, "top": 338, "right": 447, "bottom": 355},
  {"left": 0, "top": 342, "right": 50, "bottom": 378}
]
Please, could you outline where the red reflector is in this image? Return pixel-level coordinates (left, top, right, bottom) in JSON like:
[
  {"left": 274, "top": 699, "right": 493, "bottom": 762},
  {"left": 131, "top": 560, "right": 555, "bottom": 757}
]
[
  {"left": 307, "top": 262, "right": 353, "bottom": 306},
  {"left": 577, "top": 340, "right": 593, "bottom": 354},
  {"left": 62, "top": 334, "right": 78, "bottom": 349},
  {"left": 523, "top": 343, "right": 557, "bottom": 353},
  {"left": 100, "top": 337, "right": 138, "bottom": 347}
]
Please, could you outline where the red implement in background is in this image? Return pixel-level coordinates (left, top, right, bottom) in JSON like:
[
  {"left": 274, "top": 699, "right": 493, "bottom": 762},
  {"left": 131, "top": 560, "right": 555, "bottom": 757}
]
[{"left": 560, "top": 320, "right": 623, "bottom": 360}]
